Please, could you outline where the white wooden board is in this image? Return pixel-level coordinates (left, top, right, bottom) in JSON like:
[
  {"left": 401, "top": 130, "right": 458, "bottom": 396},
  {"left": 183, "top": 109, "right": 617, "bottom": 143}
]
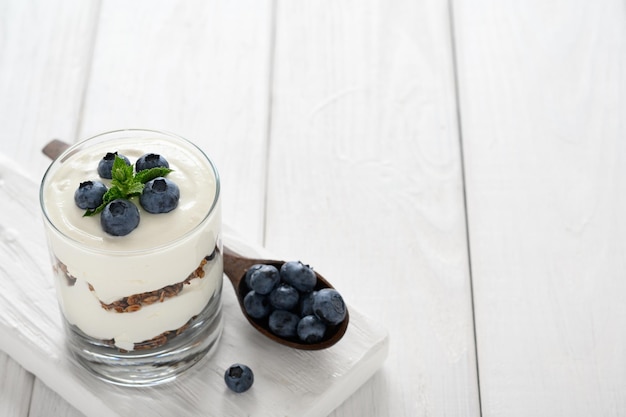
[{"left": 0, "top": 154, "right": 388, "bottom": 417}]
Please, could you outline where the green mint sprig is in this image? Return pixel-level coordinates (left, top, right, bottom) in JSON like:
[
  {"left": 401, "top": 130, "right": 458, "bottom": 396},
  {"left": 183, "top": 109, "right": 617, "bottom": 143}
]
[{"left": 84, "top": 155, "right": 173, "bottom": 216}]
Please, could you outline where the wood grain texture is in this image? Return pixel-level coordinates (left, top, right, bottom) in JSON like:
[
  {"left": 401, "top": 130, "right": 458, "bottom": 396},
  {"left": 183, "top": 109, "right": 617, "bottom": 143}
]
[
  {"left": 453, "top": 0, "right": 626, "bottom": 415},
  {"left": 0, "top": 155, "right": 388, "bottom": 417},
  {"left": 29, "top": 379, "right": 85, "bottom": 417},
  {"left": 0, "top": 0, "right": 99, "bottom": 179},
  {"left": 0, "top": 351, "right": 34, "bottom": 417},
  {"left": 77, "top": 0, "right": 274, "bottom": 245},
  {"left": 267, "top": 1, "right": 479, "bottom": 416}
]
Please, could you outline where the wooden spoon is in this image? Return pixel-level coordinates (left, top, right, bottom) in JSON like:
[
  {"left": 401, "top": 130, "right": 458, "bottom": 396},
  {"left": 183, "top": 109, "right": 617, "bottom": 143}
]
[
  {"left": 222, "top": 246, "right": 349, "bottom": 350},
  {"left": 42, "top": 139, "right": 349, "bottom": 350}
]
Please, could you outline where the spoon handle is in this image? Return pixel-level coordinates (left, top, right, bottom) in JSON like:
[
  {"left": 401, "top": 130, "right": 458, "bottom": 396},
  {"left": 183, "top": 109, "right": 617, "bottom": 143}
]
[{"left": 42, "top": 139, "right": 71, "bottom": 161}]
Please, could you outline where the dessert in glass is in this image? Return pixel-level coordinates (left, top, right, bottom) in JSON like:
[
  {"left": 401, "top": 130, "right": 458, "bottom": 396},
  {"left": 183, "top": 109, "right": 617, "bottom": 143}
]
[{"left": 39, "top": 129, "right": 223, "bottom": 386}]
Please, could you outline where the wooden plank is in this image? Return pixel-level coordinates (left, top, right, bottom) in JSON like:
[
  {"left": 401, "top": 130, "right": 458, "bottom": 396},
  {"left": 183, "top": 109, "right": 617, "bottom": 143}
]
[
  {"left": 0, "top": 0, "right": 100, "bottom": 179},
  {"left": 267, "top": 1, "right": 480, "bottom": 416},
  {"left": 77, "top": 0, "right": 274, "bottom": 245},
  {"left": 453, "top": 0, "right": 626, "bottom": 415},
  {"left": 0, "top": 352, "right": 33, "bottom": 417}
]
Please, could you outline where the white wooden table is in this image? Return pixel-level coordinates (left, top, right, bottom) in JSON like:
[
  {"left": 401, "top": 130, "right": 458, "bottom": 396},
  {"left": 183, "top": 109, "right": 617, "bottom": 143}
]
[{"left": 1, "top": 1, "right": 624, "bottom": 416}]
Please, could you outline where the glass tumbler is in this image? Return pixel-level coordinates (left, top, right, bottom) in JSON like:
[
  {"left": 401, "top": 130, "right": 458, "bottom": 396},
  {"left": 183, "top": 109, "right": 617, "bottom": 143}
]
[{"left": 39, "top": 129, "right": 223, "bottom": 386}]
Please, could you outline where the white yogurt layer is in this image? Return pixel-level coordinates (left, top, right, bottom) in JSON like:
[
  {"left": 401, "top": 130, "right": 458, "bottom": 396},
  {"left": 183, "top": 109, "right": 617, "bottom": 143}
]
[
  {"left": 41, "top": 135, "right": 222, "bottom": 350},
  {"left": 52, "top": 254, "right": 222, "bottom": 352}
]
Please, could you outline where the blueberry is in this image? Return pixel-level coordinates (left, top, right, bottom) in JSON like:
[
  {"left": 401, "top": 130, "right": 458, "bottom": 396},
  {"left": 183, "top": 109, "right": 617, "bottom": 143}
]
[
  {"left": 280, "top": 261, "right": 317, "bottom": 292},
  {"left": 268, "top": 310, "right": 299, "bottom": 338},
  {"left": 298, "top": 291, "right": 317, "bottom": 316},
  {"left": 224, "top": 364, "right": 254, "bottom": 393},
  {"left": 243, "top": 291, "right": 271, "bottom": 319},
  {"left": 244, "top": 264, "right": 264, "bottom": 289},
  {"left": 100, "top": 199, "right": 140, "bottom": 236},
  {"left": 249, "top": 265, "right": 280, "bottom": 295},
  {"left": 269, "top": 283, "right": 299, "bottom": 311},
  {"left": 74, "top": 181, "right": 107, "bottom": 209},
  {"left": 97, "top": 152, "right": 130, "bottom": 179},
  {"left": 313, "top": 288, "right": 346, "bottom": 325},
  {"left": 297, "top": 315, "right": 327, "bottom": 343},
  {"left": 136, "top": 153, "right": 169, "bottom": 172},
  {"left": 140, "top": 177, "right": 180, "bottom": 213}
]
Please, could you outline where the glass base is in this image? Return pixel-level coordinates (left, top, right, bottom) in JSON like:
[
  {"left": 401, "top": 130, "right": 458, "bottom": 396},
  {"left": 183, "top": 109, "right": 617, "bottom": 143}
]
[{"left": 64, "top": 285, "right": 223, "bottom": 387}]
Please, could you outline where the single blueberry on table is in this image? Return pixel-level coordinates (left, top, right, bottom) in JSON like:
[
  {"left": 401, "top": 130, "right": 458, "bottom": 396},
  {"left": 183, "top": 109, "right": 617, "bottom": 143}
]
[
  {"left": 269, "top": 283, "right": 299, "bottom": 311},
  {"left": 140, "top": 177, "right": 180, "bottom": 213},
  {"left": 224, "top": 364, "right": 254, "bottom": 393},
  {"left": 297, "top": 315, "right": 327, "bottom": 343},
  {"left": 268, "top": 310, "right": 299, "bottom": 338},
  {"left": 312, "top": 288, "right": 346, "bottom": 325},
  {"left": 97, "top": 152, "right": 130, "bottom": 179},
  {"left": 100, "top": 199, "right": 140, "bottom": 236},
  {"left": 243, "top": 291, "right": 271, "bottom": 319},
  {"left": 74, "top": 180, "right": 107, "bottom": 209},
  {"left": 249, "top": 264, "right": 280, "bottom": 295},
  {"left": 135, "top": 153, "right": 169, "bottom": 172},
  {"left": 280, "top": 261, "right": 317, "bottom": 292}
]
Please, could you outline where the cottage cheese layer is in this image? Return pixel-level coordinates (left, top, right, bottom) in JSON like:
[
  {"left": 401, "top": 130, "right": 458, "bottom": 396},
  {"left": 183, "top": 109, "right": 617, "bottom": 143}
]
[{"left": 41, "top": 135, "right": 222, "bottom": 351}]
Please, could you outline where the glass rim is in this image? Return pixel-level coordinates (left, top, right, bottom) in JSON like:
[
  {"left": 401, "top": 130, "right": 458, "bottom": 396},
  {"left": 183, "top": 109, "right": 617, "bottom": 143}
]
[{"left": 39, "top": 128, "right": 221, "bottom": 255}]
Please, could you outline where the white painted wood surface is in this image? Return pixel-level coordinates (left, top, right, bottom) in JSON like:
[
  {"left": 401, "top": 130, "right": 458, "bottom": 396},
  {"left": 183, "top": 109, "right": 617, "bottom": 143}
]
[
  {"left": 0, "top": 0, "right": 99, "bottom": 180},
  {"left": 453, "top": 0, "right": 626, "bottom": 415},
  {"left": 0, "top": 352, "right": 33, "bottom": 417},
  {"left": 267, "top": 1, "right": 479, "bottom": 416},
  {"left": 1, "top": 0, "right": 625, "bottom": 415}
]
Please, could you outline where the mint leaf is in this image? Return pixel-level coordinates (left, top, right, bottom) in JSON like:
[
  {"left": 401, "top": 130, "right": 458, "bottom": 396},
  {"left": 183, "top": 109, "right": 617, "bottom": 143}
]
[
  {"left": 111, "top": 158, "right": 135, "bottom": 194},
  {"left": 104, "top": 186, "right": 125, "bottom": 203},
  {"left": 127, "top": 182, "right": 145, "bottom": 196},
  {"left": 135, "top": 167, "right": 173, "bottom": 184},
  {"left": 84, "top": 207, "right": 101, "bottom": 217},
  {"left": 111, "top": 156, "right": 134, "bottom": 184}
]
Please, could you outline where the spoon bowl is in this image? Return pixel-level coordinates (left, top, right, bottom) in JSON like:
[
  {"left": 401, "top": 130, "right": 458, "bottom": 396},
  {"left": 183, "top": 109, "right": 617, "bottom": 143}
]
[
  {"left": 223, "top": 246, "right": 349, "bottom": 350},
  {"left": 43, "top": 139, "right": 349, "bottom": 350}
]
